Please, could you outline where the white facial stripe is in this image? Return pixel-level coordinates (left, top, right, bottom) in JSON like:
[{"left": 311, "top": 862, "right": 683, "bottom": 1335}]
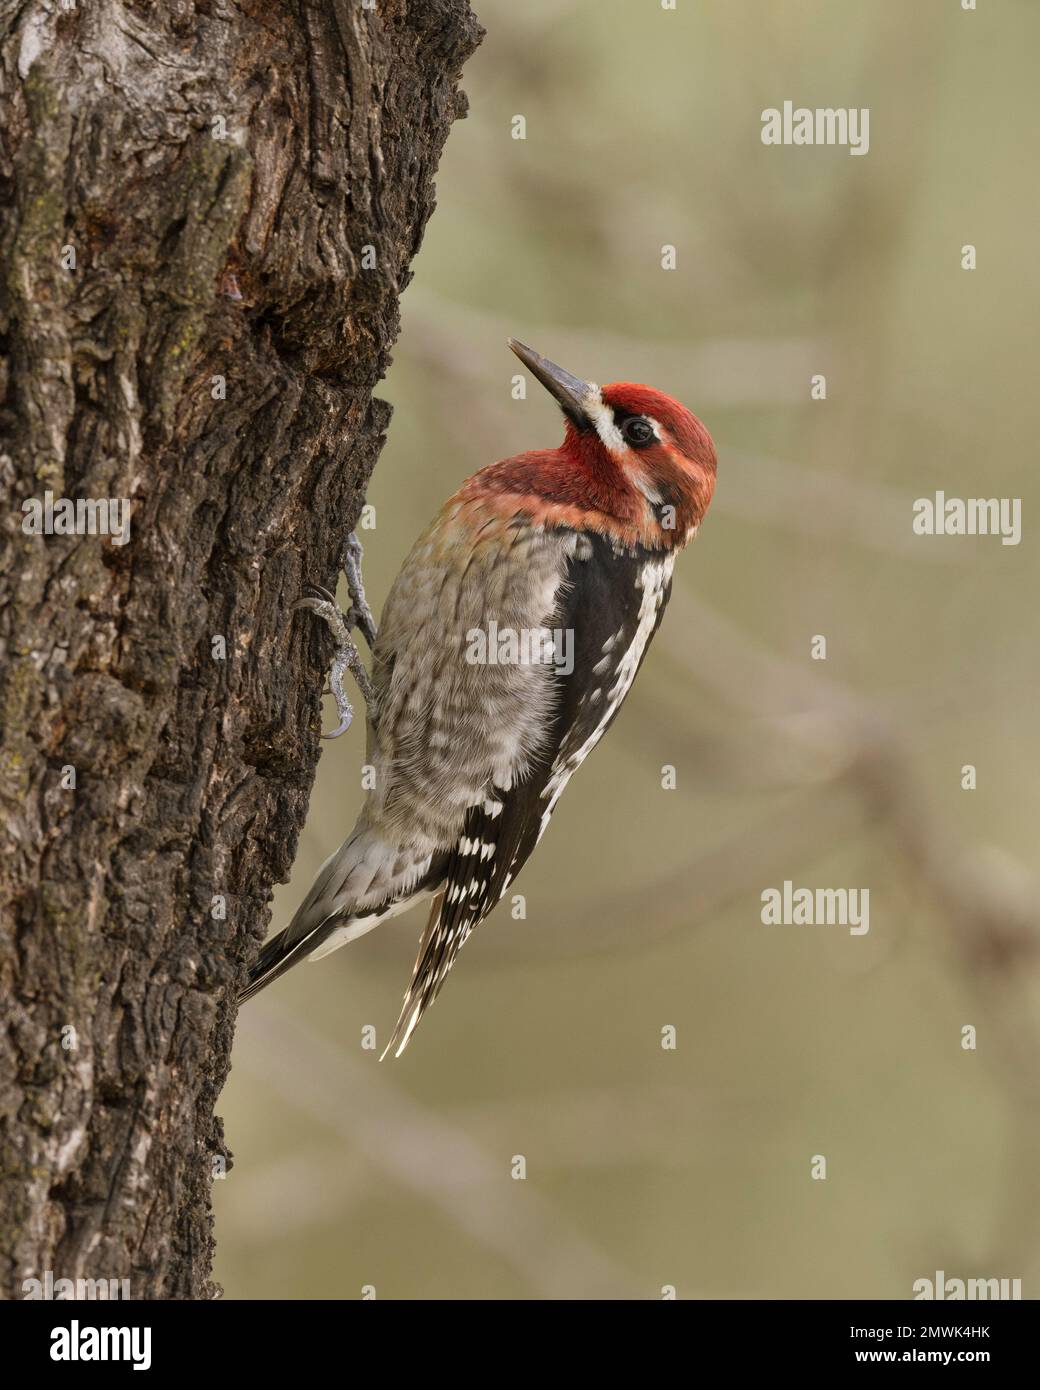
[
  {"left": 582, "top": 384, "right": 626, "bottom": 454},
  {"left": 585, "top": 393, "right": 666, "bottom": 503},
  {"left": 585, "top": 391, "right": 666, "bottom": 455}
]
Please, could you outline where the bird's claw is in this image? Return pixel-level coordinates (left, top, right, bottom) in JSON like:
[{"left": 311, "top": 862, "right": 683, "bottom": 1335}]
[
  {"left": 293, "top": 595, "right": 356, "bottom": 738},
  {"left": 294, "top": 534, "right": 378, "bottom": 740},
  {"left": 342, "top": 532, "right": 378, "bottom": 648}
]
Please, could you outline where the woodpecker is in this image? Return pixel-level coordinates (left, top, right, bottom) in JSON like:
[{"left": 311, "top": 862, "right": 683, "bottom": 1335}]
[{"left": 241, "top": 340, "right": 717, "bottom": 1056}]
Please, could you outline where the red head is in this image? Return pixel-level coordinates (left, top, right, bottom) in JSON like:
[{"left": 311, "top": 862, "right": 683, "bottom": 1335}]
[{"left": 467, "top": 340, "right": 717, "bottom": 552}]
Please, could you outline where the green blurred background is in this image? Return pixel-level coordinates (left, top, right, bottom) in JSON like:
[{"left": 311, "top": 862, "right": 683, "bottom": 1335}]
[{"left": 215, "top": 0, "right": 1040, "bottom": 1299}]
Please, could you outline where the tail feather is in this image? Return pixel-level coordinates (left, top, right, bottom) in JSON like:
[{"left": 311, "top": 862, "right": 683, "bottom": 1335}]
[
  {"left": 238, "top": 826, "right": 439, "bottom": 1007},
  {"left": 238, "top": 915, "right": 338, "bottom": 1004},
  {"left": 238, "top": 826, "right": 373, "bottom": 1005},
  {"left": 381, "top": 889, "right": 463, "bottom": 1059}
]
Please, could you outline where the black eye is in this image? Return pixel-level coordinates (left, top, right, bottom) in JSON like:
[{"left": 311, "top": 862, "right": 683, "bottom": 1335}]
[{"left": 622, "top": 416, "right": 655, "bottom": 447}]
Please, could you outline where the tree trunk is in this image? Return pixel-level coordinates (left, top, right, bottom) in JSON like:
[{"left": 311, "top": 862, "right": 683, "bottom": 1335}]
[{"left": 0, "top": 0, "right": 482, "bottom": 1301}]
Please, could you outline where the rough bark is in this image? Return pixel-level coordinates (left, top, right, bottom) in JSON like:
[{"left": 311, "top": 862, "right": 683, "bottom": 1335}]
[{"left": 0, "top": 0, "right": 482, "bottom": 1300}]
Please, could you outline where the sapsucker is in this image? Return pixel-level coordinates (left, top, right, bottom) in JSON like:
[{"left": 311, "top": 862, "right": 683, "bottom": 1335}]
[{"left": 241, "top": 340, "right": 717, "bottom": 1055}]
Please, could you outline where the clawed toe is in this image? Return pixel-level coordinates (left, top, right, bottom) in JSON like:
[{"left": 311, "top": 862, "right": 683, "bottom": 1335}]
[
  {"left": 293, "top": 583, "right": 337, "bottom": 613},
  {"left": 294, "top": 533, "right": 377, "bottom": 740},
  {"left": 342, "top": 532, "right": 377, "bottom": 647},
  {"left": 294, "top": 592, "right": 364, "bottom": 739},
  {"left": 321, "top": 705, "right": 354, "bottom": 740}
]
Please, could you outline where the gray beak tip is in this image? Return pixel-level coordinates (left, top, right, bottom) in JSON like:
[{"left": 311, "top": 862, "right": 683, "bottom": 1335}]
[{"left": 505, "top": 338, "right": 593, "bottom": 430}]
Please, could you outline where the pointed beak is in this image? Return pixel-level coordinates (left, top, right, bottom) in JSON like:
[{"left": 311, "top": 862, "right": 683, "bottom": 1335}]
[{"left": 508, "top": 338, "right": 593, "bottom": 431}]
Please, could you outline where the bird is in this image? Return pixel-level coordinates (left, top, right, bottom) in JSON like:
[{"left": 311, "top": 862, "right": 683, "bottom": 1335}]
[{"left": 240, "top": 339, "right": 717, "bottom": 1056}]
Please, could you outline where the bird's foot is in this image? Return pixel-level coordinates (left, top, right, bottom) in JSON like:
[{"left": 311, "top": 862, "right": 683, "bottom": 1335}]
[
  {"left": 294, "top": 574, "right": 376, "bottom": 740},
  {"left": 341, "top": 531, "right": 378, "bottom": 648}
]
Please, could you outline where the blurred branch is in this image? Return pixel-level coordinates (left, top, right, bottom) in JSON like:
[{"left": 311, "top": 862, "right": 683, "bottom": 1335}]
[
  {"left": 722, "top": 448, "right": 965, "bottom": 564},
  {"left": 450, "top": 1083, "right": 724, "bottom": 1172},
  {"left": 404, "top": 286, "right": 823, "bottom": 408},
  {"left": 668, "top": 588, "right": 1040, "bottom": 975},
  {"left": 234, "top": 1007, "right": 638, "bottom": 1298}
]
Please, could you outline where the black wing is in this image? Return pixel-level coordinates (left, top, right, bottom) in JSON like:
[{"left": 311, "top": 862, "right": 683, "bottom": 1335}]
[{"left": 384, "top": 534, "right": 675, "bottom": 1056}]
